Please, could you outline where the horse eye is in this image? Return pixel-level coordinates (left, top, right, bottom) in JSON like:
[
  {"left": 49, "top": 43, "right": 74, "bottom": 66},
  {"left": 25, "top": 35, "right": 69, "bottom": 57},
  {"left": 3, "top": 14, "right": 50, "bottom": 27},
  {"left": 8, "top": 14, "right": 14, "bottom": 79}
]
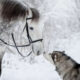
[{"left": 30, "top": 27, "right": 34, "bottom": 30}]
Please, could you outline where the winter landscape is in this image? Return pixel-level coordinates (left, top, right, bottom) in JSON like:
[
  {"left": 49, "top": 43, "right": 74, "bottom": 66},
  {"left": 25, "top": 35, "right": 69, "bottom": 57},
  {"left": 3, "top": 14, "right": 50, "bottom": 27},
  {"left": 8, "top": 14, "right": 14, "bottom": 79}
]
[{"left": 0, "top": 0, "right": 80, "bottom": 80}]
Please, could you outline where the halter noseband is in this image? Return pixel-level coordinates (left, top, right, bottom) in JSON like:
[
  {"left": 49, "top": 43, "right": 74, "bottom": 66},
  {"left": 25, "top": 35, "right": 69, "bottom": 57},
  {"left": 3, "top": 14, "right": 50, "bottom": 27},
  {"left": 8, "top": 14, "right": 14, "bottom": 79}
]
[{"left": 0, "top": 17, "right": 43, "bottom": 57}]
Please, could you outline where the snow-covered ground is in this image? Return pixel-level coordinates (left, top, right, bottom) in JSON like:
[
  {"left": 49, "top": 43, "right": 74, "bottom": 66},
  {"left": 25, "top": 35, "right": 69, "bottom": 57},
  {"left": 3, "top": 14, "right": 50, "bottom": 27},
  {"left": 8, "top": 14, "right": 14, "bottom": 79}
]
[
  {"left": 1, "top": 53, "right": 61, "bottom": 80},
  {"left": 0, "top": 0, "right": 80, "bottom": 80}
]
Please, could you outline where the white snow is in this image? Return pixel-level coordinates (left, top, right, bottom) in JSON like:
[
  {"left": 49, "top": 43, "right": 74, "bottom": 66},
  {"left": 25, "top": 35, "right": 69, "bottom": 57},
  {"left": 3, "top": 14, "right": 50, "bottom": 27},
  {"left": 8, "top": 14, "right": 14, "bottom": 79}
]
[{"left": 1, "top": 54, "right": 61, "bottom": 80}]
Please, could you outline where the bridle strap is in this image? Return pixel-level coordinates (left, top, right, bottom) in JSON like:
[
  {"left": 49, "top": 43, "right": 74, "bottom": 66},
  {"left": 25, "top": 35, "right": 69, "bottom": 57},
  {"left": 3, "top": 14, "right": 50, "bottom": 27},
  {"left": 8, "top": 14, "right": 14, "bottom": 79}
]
[
  {"left": 25, "top": 20, "right": 32, "bottom": 43},
  {"left": 0, "top": 17, "right": 43, "bottom": 57},
  {"left": 0, "top": 38, "right": 43, "bottom": 47},
  {"left": 11, "top": 33, "right": 23, "bottom": 57},
  {"left": 26, "top": 17, "right": 33, "bottom": 20},
  {"left": 11, "top": 33, "right": 32, "bottom": 57}
]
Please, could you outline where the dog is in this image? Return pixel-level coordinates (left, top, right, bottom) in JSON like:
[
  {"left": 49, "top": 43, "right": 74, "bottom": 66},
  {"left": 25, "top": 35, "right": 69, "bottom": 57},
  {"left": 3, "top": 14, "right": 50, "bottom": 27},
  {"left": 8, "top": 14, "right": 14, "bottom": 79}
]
[{"left": 43, "top": 51, "right": 80, "bottom": 80}]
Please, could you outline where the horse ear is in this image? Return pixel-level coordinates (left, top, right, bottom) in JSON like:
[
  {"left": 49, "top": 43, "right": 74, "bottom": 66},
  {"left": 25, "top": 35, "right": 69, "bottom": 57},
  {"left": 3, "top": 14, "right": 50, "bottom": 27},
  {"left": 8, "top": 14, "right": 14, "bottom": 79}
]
[{"left": 30, "top": 8, "right": 40, "bottom": 22}]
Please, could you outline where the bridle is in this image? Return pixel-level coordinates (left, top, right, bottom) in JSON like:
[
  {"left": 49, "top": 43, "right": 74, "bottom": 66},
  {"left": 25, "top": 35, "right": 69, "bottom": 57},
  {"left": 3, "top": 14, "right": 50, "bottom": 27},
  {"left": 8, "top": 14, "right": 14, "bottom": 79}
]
[{"left": 0, "top": 17, "right": 43, "bottom": 57}]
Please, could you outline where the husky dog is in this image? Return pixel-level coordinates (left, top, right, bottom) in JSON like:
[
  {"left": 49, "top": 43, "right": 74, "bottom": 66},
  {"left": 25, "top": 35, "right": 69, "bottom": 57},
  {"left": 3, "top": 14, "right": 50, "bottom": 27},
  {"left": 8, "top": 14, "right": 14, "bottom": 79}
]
[{"left": 43, "top": 51, "right": 80, "bottom": 80}]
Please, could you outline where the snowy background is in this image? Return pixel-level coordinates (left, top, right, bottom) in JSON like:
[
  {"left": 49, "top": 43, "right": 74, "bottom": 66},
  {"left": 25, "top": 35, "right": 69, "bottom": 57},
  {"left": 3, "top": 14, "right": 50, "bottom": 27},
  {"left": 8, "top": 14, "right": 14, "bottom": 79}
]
[{"left": 1, "top": 0, "right": 80, "bottom": 80}]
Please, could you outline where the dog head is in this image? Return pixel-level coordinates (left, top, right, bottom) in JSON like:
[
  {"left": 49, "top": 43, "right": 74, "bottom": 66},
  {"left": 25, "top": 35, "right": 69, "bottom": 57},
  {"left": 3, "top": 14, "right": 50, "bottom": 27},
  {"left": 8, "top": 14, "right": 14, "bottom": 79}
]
[{"left": 43, "top": 51, "right": 65, "bottom": 65}]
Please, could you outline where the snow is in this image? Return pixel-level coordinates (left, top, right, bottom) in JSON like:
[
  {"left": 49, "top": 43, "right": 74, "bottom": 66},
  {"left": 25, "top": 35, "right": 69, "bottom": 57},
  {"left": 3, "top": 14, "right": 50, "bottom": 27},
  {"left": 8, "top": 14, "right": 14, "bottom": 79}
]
[
  {"left": 1, "top": 54, "right": 61, "bottom": 80},
  {"left": 0, "top": 0, "right": 80, "bottom": 80}
]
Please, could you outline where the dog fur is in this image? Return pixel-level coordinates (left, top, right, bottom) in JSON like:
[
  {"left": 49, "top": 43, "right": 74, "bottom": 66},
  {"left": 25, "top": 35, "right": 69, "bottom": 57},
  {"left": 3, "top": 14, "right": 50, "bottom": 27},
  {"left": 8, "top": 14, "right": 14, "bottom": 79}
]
[{"left": 43, "top": 51, "right": 80, "bottom": 80}]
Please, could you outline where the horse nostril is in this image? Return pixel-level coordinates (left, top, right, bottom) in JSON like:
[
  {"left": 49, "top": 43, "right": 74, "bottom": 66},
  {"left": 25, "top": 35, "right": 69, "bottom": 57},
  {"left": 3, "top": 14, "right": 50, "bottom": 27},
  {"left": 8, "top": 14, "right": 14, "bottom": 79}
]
[{"left": 37, "top": 51, "right": 40, "bottom": 55}]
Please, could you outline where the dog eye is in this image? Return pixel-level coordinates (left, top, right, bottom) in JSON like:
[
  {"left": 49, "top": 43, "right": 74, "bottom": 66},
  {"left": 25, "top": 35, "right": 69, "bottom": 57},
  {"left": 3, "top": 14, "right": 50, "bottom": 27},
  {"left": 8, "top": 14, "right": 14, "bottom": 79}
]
[{"left": 30, "top": 27, "right": 34, "bottom": 30}]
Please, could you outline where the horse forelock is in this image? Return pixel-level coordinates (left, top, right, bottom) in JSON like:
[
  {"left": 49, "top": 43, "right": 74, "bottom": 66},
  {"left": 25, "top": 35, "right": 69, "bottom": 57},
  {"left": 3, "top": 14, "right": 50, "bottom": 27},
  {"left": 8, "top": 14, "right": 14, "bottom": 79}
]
[
  {"left": 30, "top": 8, "right": 40, "bottom": 22},
  {"left": 1, "top": 0, "right": 29, "bottom": 21}
]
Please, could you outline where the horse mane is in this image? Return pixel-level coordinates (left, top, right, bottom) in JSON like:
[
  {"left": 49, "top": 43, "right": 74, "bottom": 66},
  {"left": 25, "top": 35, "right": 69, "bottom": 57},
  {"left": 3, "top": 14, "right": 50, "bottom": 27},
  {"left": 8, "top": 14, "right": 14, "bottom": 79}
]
[
  {"left": 0, "top": 0, "right": 40, "bottom": 22},
  {"left": 1, "top": 0, "right": 29, "bottom": 21}
]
